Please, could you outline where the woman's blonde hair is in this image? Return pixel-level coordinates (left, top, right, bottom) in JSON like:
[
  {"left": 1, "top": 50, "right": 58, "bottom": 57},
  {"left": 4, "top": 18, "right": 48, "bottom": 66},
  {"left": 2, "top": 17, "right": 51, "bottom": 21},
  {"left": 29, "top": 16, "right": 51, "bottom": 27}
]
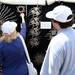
[{"left": 2, "top": 30, "right": 19, "bottom": 42}]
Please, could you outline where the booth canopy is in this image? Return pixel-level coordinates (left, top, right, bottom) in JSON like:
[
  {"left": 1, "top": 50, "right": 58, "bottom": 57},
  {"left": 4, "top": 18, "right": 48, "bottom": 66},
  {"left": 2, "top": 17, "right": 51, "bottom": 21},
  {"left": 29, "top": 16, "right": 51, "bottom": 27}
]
[{"left": 0, "top": 0, "right": 75, "bottom": 5}]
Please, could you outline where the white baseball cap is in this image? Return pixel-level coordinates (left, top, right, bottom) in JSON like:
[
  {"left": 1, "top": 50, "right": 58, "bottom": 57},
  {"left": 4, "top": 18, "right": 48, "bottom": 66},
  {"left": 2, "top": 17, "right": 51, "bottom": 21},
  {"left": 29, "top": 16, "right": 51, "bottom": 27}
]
[
  {"left": 46, "top": 5, "right": 73, "bottom": 23},
  {"left": 1, "top": 21, "right": 17, "bottom": 35}
]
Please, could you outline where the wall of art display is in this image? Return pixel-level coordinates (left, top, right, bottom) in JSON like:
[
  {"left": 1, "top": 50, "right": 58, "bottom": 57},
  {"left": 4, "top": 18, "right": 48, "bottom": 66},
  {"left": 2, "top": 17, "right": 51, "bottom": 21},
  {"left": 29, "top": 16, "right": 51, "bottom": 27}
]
[{"left": 0, "top": 1, "right": 75, "bottom": 74}]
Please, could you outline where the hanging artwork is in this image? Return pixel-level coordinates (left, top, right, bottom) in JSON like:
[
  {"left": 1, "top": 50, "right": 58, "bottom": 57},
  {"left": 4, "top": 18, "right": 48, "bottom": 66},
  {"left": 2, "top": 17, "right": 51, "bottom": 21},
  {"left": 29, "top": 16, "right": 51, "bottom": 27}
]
[
  {"left": 28, "top": 6, "right": 41, "bottom": 47},
  {"left": 0, "top": 3, "right": 17, "bottom": 25}
]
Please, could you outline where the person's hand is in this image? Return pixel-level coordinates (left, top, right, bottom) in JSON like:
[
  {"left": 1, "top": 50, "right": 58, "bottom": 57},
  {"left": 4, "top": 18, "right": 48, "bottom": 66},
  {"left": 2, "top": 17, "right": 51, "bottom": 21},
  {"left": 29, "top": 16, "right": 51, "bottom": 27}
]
[
  {"left": 20, "top": 13, "right": 25, "bottom": 18},
  {"left": 20, "top": 13, "right": 25, "bottom": 23}
]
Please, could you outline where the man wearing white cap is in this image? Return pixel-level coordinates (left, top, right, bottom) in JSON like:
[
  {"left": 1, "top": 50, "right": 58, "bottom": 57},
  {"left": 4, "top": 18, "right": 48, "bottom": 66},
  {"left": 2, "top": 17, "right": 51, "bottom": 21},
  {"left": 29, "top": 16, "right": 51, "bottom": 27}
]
[
  {"left": 0, "top": 13, "right": 29, "bottom": 75},
  {"left": 40, "top": 5, "right": 75, "bottom": 75}
]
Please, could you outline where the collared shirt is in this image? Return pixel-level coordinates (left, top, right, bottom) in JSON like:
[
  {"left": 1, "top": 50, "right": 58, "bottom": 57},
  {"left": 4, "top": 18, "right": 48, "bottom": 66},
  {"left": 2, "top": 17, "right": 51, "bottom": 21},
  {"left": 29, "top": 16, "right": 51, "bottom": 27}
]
[{"left": 40, "top": 27, "right": 75, "bottom": 75}]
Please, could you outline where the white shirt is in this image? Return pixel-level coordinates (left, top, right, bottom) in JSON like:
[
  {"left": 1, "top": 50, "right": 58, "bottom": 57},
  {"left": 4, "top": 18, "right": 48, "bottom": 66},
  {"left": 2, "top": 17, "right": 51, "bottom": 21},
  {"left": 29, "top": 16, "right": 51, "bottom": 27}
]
[{"left": 40, "top": 28, "right": 75, "bottom": 75}]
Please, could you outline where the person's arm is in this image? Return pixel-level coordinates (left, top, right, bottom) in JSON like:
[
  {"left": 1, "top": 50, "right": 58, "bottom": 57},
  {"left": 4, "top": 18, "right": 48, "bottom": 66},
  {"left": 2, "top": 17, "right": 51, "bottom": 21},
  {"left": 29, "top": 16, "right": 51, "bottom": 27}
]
[
  {"left": 40, "top": 37, "right": 65, "bottom": 75},
  {"left": 20, "top": 13, "right": 27, "bottom": 39},
  {"left": 48, "top": 37, "right": 65, "bottom": 75}
]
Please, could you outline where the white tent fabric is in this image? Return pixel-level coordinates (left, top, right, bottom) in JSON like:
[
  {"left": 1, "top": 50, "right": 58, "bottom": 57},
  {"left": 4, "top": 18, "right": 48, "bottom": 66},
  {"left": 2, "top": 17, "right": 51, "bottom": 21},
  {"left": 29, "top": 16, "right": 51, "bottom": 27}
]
[
  {"left": 46, "top": 0, "right": 56, "bottom": 5},
  {"left": 1, "top": 0, "right": 75, "bottom": 5},
  {"left": 56, "top": 0, "right": 75, "bottom": 3},
  {"left": 47, "top": 0, "right": 75, "bottom": 5},
  {"left": 0, "top": 0, "right": 46, "bottom": 5}
]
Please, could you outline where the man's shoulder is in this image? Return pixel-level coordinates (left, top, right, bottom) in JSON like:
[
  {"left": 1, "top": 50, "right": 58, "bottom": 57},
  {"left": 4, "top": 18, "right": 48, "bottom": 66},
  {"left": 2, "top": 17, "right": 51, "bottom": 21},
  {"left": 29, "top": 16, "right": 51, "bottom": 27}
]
[{"left": 50, "top": 33, "right": 67, "bottom": 46}]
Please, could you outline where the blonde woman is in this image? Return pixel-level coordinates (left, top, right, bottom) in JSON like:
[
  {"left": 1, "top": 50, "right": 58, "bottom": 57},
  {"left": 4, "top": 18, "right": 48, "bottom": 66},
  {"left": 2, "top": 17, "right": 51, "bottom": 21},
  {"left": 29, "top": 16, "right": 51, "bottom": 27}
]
[{"left": 0, "top": 13, "right": 28, "bottom": 75}]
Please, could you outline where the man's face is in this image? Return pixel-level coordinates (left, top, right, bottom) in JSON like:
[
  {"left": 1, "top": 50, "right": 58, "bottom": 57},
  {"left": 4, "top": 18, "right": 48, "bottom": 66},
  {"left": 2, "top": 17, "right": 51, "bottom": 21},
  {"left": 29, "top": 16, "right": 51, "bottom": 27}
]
[{"left": 51, "top": 19, "right": 61, "bottom": 31}]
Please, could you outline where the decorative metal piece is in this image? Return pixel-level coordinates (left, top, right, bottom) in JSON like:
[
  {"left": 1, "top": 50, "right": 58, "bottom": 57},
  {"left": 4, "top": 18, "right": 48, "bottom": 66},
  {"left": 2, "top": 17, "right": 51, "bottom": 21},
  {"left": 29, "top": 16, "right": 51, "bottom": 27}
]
[
  {"left": 17, "top": 6, "right": 25, "bottom": 13},
  {"left": 28, "top": 7, "right": 41, "bottom": 16},
  {"left": 29, "top": 17, "right": 40, "bottom": 25},
  {"left": 28, "top": 6, "right": 41, "bottom": 47},
  {"left": 29, "top": 37, "right": 39, "bottom": 47},
  {"left": 0, "top": 4, "right": 17, "bottom": 25},
  {"left": 29, "top": 27, "right": 40, "bottom": 36}
]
